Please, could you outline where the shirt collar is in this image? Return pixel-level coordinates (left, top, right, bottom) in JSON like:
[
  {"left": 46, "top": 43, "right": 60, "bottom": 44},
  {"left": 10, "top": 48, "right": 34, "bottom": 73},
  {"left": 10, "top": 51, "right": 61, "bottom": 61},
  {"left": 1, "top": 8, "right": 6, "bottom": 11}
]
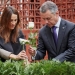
[{"left": 55, "top": 17, "right": 61, "bottom": 28}]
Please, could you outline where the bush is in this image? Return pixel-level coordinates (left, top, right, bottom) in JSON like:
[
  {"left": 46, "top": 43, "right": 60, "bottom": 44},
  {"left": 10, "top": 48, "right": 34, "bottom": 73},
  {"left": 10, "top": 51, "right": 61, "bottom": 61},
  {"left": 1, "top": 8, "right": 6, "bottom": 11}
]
[{"left": 0, "top": 60, "right": 75, "bottom": 75}]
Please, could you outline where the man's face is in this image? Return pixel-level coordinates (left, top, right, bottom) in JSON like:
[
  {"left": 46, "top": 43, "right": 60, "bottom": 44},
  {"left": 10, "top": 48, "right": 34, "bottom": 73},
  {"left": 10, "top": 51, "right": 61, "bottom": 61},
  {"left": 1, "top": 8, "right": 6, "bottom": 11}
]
[
  {"left": 9, "top": 14, "right": 18, "bottom": 30},
  {"left": 40, "top": 10, "right": 59, "bottom": 27}
]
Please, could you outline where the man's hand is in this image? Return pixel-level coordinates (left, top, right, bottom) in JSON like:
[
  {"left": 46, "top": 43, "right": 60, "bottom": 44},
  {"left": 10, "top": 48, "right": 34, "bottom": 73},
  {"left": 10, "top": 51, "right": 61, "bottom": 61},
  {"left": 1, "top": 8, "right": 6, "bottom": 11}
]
[{"left": 28, "top": 46, "right": 36, "bottom": 56}]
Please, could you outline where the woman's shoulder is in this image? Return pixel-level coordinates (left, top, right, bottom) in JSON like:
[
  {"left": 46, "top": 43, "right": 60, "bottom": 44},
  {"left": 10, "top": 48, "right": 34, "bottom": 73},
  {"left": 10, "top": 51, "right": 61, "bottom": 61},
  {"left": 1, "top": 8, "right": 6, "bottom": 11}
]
[
  {"left": 18, "top": 29, "right": 25, "bottom": 38},
  {"left": 0, "top": 36, "right": 4, "bottom": 43},
  {"left": 18, "top": 29, "right": 23, "bottom": 35}
]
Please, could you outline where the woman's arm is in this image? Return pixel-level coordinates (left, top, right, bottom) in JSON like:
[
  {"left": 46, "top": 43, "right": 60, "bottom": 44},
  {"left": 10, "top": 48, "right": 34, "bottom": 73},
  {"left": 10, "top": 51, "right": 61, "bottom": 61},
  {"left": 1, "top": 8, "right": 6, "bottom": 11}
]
[
  {"left": 0, "top": 48, "right": 12, "bottom": 59},
  {"left": 0, "top": 49, "right": 27, "bottom": 60}
]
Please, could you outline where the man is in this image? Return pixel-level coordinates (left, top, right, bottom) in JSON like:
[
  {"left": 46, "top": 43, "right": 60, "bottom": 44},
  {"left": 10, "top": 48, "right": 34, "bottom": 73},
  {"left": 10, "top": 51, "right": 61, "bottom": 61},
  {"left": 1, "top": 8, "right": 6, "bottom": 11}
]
[{"left": 29, "top": 1, "right": 75, "bottom": 62}]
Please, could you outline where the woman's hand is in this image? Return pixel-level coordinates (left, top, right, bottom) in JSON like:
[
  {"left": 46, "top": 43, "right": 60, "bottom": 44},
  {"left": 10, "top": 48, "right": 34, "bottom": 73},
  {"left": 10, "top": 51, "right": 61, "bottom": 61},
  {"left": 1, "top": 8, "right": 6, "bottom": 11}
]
[{"left": 9, "top": 50, "right": 28, "bottom": 60}]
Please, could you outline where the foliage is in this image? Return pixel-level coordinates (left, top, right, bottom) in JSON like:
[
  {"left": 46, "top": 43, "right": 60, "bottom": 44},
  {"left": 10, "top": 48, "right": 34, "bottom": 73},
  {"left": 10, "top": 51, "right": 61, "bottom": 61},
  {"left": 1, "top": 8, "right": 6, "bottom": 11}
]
[
  {"left": 19, "top": 31, "right": 37, "bottom": 50},
  {"left": 19, "top": 38, "right": 29, "bottom": 50},
  {"left": 0, "top": 60, "right": 75, "bottom": 75},
  {"left": 0, "top": 60, "right": 26, "bottom": 75},
  {"left": 27, "top": 21, "right": 37, "bottom": 50},
  {"left": 28, "top": 31, "right": 37, "bottom": 49},
  {"left": 24, "top": 60, "right": 75, "bottom": 75}
]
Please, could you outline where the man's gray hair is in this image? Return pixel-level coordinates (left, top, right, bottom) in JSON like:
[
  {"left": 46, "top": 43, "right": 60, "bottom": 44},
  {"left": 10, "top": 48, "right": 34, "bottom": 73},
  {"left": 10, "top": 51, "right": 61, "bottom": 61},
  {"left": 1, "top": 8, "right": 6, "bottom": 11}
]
[{"left": 40, "top": 1, "right": 58, "bottom": 14}]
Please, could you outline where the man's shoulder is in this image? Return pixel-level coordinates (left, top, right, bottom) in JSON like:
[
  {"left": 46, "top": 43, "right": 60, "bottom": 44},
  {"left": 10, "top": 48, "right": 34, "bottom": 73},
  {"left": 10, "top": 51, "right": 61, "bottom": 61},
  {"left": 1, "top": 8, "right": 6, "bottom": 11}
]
[
  {"left": 39, "top": 25, "right": 47, "bottom": 32},
  {"left": 61, "top": 18, "right": 75, "bottom": 26},
  {"left": 61, "top": 18, "right": 75, "bottom": 31}
]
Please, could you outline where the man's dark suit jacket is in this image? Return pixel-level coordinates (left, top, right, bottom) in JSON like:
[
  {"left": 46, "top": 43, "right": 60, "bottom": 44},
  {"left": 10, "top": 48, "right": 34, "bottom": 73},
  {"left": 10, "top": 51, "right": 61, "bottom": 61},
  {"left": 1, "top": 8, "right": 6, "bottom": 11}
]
[
  {"left": 35, "top": 18, "right": 75, "bottom": 62},
  {"left": 0, "top": 30, "right": 25, "bottom": 61}
]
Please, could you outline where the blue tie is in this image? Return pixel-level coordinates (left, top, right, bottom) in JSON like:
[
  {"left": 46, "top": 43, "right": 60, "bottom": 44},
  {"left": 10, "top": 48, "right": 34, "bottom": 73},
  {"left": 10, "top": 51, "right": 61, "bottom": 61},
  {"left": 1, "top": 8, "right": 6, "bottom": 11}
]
[{"left": 52, "top": 26, "right": 58, "bottom": 45}]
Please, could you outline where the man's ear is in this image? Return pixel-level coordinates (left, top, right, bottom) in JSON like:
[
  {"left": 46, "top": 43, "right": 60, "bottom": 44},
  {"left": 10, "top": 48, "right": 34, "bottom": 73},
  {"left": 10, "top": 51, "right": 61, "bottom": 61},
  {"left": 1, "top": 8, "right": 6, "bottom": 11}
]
[{"left": 56, "top": 11, "right": 59, "bottom": 14}]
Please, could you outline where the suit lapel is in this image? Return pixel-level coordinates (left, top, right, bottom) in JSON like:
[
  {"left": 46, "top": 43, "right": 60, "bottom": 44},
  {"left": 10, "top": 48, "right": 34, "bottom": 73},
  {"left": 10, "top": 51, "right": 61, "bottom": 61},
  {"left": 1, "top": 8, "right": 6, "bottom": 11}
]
[
  {"left": 57, "top": 19, "right": 66, "bottom": 53},
  {"left": 45, "top": 25, "right": 56, "bottom": 52}
]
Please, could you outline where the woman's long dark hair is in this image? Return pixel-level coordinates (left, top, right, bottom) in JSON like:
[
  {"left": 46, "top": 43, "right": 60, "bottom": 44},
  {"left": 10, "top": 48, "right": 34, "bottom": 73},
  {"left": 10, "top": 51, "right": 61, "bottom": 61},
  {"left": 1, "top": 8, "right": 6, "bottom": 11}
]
[{"left": 0, "top": 6, "right": 20, "bottom": 43}]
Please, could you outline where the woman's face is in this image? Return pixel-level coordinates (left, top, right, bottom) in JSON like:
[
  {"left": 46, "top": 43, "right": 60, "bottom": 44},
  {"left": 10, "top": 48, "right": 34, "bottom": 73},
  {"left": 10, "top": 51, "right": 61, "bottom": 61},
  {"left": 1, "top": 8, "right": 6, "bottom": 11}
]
[{"left": 9, "top": 14, "right": 17, "bottom": 30}]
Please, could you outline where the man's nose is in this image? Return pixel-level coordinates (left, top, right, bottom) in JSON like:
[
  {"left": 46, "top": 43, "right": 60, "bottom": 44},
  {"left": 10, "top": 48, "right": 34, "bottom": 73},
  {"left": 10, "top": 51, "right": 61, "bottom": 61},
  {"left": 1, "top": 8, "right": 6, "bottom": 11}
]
[{"left": 45, "top": 20, "right": 48, "bottom": 24}]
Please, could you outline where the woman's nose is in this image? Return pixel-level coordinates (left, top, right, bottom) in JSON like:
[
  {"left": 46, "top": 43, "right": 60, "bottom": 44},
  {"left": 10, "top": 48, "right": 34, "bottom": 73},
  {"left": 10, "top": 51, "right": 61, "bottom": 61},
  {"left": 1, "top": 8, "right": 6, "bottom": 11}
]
[{"left": 11, "top": 21, "right": 16, "bottom": 25}]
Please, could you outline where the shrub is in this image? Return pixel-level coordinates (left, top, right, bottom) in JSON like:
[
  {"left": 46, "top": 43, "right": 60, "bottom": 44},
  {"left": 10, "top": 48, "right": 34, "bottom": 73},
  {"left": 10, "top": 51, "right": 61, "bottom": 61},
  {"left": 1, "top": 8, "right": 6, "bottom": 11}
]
[{"left": 0, "top": 60, "right": 75, "bottom": 75}]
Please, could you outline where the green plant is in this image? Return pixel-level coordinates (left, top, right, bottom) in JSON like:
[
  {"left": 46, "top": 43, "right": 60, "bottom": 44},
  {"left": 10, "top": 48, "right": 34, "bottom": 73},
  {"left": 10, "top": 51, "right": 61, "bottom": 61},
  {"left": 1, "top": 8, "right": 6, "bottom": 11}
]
[
  {"left": 24, "top": 60, "right": 75, "bottom": 75},
  {"left": 19, "top": 38, "right": 29, "bottom": 50},
  {"left": 1, "top": 60, "right": 75, "bottom": 75},
  {"left": 28, "top": 31, "right": 37, "bottom": 50},
  {"left": 0, "top": 60, "right": 26, "bottom": 75},
  {"left": 27, "top": 22, "right": 37, "bottom": 50}
]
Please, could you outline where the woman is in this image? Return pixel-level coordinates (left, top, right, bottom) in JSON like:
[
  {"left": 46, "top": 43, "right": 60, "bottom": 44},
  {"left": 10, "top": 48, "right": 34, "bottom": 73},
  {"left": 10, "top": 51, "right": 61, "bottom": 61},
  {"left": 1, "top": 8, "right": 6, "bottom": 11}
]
[{"left": 0, "top": 6, "right": 27, "bottom": 61}]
